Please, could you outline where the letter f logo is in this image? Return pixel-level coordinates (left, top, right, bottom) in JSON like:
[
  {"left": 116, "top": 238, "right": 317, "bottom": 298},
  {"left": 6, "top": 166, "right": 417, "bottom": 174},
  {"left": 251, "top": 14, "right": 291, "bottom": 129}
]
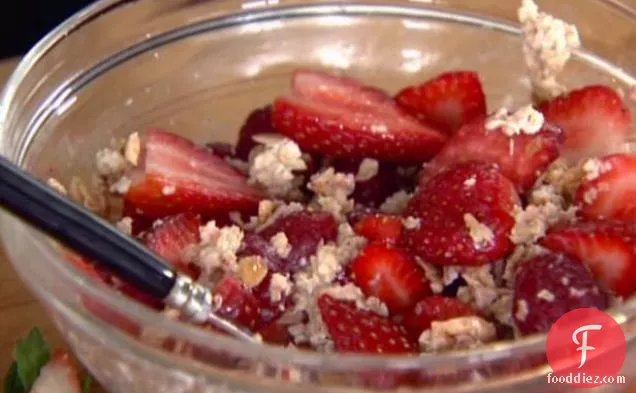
[{"left": 572, "top": 324, "right": 603, "bottom": 368}]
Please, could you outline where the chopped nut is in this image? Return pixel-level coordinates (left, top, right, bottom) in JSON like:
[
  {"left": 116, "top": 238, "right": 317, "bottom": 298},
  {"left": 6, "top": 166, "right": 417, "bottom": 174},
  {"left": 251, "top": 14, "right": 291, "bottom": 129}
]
[
  {"left": 95, "top": 148, "right": 127, "bottom": 177},
  {"left": 269, "top": 272, "right": 293, "bottom": 302},
  {"left": 69, "top": 176, "right": 106, "bottom": 213},
  {"left": 537, "top": 288, "right": 555, "bottom": 302},
  {"left": 485, "top": 105, "right": 545, "bottom": 136},
  {"left": 463, "top": 213, "right": 494, "bottom": 249},
  {"left": 379, "top": 190, "right": 413, "bottom": 214},
  {"left": 270, "top": 232, "right": 292, "bottom": 258},
  {"left": 418, "top": 316, "right": 497, "bottom": 352},
  {"left": 124, "top": 132, "right": 141, "bottom": 166},
  {"left": 46, "top": 178, "right": 67, "bottom": 195},
  {"left": 355, "top": 158, "right": 379, "bottom": 182},
  {"left": 248, "top": 136, "right": 307, "bottom": 198},
  {"left": 515, "top": 299, "right": 530, "bottom": 321},
  {"left": 116, "top": 217, "right": 133, "bottom": 235},
  {"left": 464, "top": 175, "right": 476, "bottom": 187},
  {"left": 238, "top": 255, "right": 269, "bottom": 288},
  {"left": 402, "top": 216, "right": 421, "bottom": 230}
]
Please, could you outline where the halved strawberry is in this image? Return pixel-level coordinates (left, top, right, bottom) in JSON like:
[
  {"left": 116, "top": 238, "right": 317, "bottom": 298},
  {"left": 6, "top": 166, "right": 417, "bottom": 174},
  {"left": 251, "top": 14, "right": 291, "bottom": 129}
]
[
  {"left": 541, "top": 220, "right": 636, "bottom": 297},
  {"left": 350, "top": 244, "right": 430, "bottom": 312},
  {"left": 212, "top": 276, "right": 260, "bottom": 331},
  {"left": 538, "top": 85, "right": 632, "bottom": 161},
  {"left": 575, "top": 154, "right": 636, "bottom": 221},
  {"left": 142, "top": 213, "right": 201, "bottom": 277},
  {"left": 395, "top": 71, "right": 487, "bottom": 135},
  {"left": 273, "top": 71, "right": 447, "bottom": 163},
  {"left": 124, "top": 129, "right": 263, "bottom": 218},
  {"left": 31, "top": 350, "right": 82, "bottom": 393},
  {"left": 402, "top": 295, "right": 478, "bottom": 340},
  {"left": 420, "top": 116, "right": 562, "bottom": 191},
  {"left": 318, "top": 294, "right": 417, "bottom": 353},
  {"left": 353, "top": 214, "right": 403, "bottom": 245},
  {"left": 404, "top": 162, "right": 519, "bottom": 266},
  {"left": 292, "top": 69, "right": 396, "bottom": 113}
]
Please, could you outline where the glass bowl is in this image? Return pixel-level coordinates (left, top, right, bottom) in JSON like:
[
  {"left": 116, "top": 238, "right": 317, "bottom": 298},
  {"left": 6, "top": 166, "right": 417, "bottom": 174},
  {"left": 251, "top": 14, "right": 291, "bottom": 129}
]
[{"left": 2, "top": 0, "right": 636, "bottom": 392}]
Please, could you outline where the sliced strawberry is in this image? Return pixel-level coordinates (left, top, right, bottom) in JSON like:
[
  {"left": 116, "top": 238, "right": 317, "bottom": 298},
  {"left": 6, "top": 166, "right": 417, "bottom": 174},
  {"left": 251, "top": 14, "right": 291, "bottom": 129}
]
[
  {"left": 420, "top": 116, "right": 562, "bottom": 191},
  {"left": 402, "top": 295, "right": 478, "bottom": 340},
  {"left": 292, "top": 69, "right": 396, "bottom": 113},
  {"left": 212, "top": 276, "right": 260, "bottom": 331},
  {"left": 575, "top": 154, "right": 636, "bottom": 221},
  {"left": 541, "top": 220, "right": 636, "bottom": 297},
  {"left": 124, "top": 129, "right": 263, "bottom": 218},
  {"left": 142, "top": 213, "right": 201, "bottom": 276},
  {"left": 30, "top": 350, "right": 82, "bottom": 393},
  {"left": 350, "top": 244, "right": 430, "bottom": 312},
  {"left": 318, "top": 294, "right": 417, "bottom": 353},
  {"left": 274, "top": 71, "right": 448, "bottom": 163},
  {"left": 405, "top": 162, "right": 518, "bottom": 266},
  {"left": 353, "top": 214, "right": 403, "bottom": 245},
  {"left": 538, "top": 85, "right": 632, "bottom": 161},
  {"left": 395, "top": 71, "right": 487, "bottom": 135},
  {"left": 235, "top": 105, "right": 277, "bottom": 160}
]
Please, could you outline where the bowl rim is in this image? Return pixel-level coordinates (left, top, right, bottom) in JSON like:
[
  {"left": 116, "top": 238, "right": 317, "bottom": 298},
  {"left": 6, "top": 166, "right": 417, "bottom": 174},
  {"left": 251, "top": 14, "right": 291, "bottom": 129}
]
[{"left": 2, "top": 0, "right": 636, "bottom": 376}]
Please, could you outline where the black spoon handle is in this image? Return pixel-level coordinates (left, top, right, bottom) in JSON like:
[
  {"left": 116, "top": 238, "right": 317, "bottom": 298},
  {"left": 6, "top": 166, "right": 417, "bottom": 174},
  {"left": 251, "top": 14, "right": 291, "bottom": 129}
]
[{"left": 0, "top": 154, "right": 176, "bottom": 299}]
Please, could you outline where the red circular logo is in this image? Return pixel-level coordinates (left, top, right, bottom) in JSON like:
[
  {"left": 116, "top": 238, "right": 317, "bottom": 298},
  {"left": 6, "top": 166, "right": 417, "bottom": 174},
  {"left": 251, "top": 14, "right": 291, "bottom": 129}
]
[{"left": 546, "top": 308, "right": 626, "bottom": 388}]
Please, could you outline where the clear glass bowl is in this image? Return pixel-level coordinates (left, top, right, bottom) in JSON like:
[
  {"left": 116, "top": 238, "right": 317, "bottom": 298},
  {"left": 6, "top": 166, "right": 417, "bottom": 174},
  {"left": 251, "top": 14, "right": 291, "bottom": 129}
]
[{"left": 2, "top": 1, "right": 636, "bottom": 392}]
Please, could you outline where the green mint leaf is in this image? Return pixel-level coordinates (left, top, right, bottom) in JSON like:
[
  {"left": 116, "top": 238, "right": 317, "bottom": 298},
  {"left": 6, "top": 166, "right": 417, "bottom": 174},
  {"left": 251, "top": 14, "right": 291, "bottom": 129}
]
[
  {"left": 14, "top": 328, "right": 51, "bottom": 391},
  {"left": 81, "top": 373, "right": 93, "bottom": 393},
  {"left": 3, "top": 362, "right": 26, "bottom": 393}
]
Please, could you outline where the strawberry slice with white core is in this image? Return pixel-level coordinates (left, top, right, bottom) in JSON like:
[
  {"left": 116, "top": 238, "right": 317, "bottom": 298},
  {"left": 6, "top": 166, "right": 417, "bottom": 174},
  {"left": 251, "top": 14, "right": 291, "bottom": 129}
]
[
  {"left": 575, "top": 154, "right": 636, "bottom": 221},
  {"left": 395, "top": 71, "right": 487, "bottom": 135},
  {"left": 30, "top": 351, "right": 81, "bottom": 393},
  {"left": 142, "top": 213, "right": 201, "bottom": 275},
  {"left": 350, "top": 243, "right": 430, "bottom": 312},
  {"left": 273, "top": 96, "right": 447, "bottom": 162},
  {"left": 538, "top": 85, "right": 632, "bottom": 161},
  {"left": 318, "top": 294, "right": 417, "bottom": 353},
  {"left": 292, "top": 69, "right": 398, "bottom": 113},
  {"left": 541, "top": 220, "right": 636, "bottom": 298},
  {"left": 420, "top": 116, "right": 562, "bottom": 192},
  {"left": 124, "top": 129, "right": 263, "bottom": 218}
]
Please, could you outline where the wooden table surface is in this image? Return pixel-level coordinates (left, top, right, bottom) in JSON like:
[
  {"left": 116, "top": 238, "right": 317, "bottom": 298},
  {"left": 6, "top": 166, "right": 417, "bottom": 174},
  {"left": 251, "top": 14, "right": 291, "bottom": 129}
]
[{"left": 0, "top": 57, "right": 66, "bottom": 376}]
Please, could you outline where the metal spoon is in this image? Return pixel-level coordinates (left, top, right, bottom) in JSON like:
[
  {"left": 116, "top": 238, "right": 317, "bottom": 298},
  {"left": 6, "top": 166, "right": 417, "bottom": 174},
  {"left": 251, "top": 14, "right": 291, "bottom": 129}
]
[{"left": 0, "top": 154, "right": 257, "bottom": 343}]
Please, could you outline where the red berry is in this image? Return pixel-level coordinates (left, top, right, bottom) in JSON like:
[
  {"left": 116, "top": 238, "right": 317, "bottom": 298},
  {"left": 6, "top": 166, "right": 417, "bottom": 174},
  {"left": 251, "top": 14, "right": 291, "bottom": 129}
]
[
  {"left": 513, "top": 253, "right": 611, "bottom": 335},
  {"left": 541, "top": 220, "right": 636, "bottom": 298},
  {"left": 395, "top": 71, "right": 487, "bottom": 135},
  {"left": 353, "top": 214, "right": 403, "bottom": 245},
  {"left": 575, "top": 154, "right": 636, "bottom": 221},
  {"left": 124, "top": 129, "right": 263, "bottom": 218},
  {"left": 259, "top": 210, "right": 339, "bottom": 272},
  {"left": 318, "top": 294, "right": 417, "bottom": 353},
  {"left": 212, "top": 276, "right": 260, "bottom": 331},
  {"left": 273, "top": 70, "right": 447, "bottom": 163},
  {"left": 404, "top": 162, "right": 518, "bottom": 266},
  {"left": 142, "top": 213, "right": 201, "bottom": 276},
  {"left": 350, "top": 244, "right": 430, "bottom": 312},
  {"left": 420, "top": 116, "right": 562, "bottom": 192},
  {"left": 403, "top": 295, "right": 478, "bottom": 339},
  {"left": 539, "top": 85, "right": 632, "bottom": 161}
]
